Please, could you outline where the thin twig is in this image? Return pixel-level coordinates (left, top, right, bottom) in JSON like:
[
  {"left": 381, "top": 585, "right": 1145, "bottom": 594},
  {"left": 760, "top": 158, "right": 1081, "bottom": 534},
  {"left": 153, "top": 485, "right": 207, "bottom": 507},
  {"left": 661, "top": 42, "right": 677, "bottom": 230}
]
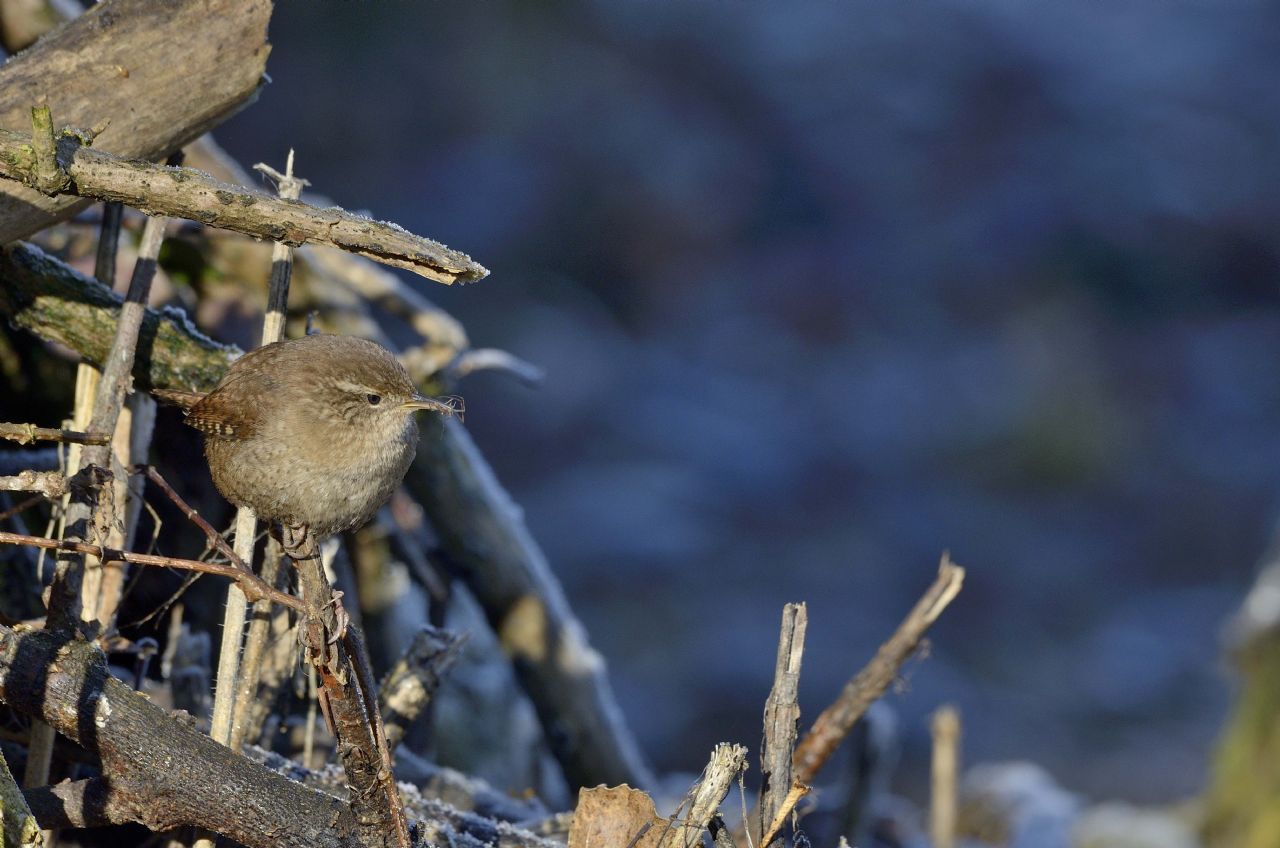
[
  {"left": 0, "top": 423, "right": 110, "bottom": 446},
  {"left": 207, "top": 508, "right": 256, "bottom": 751},
  {"left": 254, "top": 149, "right": 306, "bottom": 344},
  {"left": 792, "top": 555, "right": 965, "bottom": 784},
  {"left": 141, "top": 466, "right": 247, "bottom": 571},
  {"left": 0, "top": 495, "right": 42, "bottom": 525},
  {"left": 29, "top": 103, "right": 66, "bottom": 194},
  {"left": 445, "top": 348, "right": 545, "bottom": 387},
  {"left": 0, "top": 531, "right": 304, "bottom": 613},
  {"left": 758, "top": 781, "right": 810, "bottom": 848},
  {"left": 228, "top": 538, "right": 282, "bottom": 749}
]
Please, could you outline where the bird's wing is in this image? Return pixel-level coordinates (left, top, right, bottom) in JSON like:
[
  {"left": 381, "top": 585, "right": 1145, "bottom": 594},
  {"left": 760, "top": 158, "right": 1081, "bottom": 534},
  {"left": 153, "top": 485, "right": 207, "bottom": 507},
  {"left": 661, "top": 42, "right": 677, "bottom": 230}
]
[{"left": 187, "top": 387, "right": 262, "bottom": 440}]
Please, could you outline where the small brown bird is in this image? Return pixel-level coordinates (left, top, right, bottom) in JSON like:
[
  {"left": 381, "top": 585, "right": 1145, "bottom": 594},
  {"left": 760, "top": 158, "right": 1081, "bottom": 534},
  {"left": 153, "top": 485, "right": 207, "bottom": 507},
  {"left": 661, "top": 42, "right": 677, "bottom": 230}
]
[{"left": 158, "top": 334, "right": 457, "bottom": 537}]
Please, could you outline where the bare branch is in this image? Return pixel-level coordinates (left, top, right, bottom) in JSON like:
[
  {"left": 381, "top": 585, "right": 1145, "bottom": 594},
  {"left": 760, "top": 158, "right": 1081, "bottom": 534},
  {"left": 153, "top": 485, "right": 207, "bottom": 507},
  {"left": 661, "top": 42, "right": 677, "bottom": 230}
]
[
  {"left": 0, "top": 422, "right": 109, "bottom": 446},
  {"left": 0, "top": 470, "right": 67, "bottom": 499},
  {"left": 758, "top": 781, "right": 809, "bottom": 848},
  {"left": 792, "top": 555, "right": 965, "bottom": 784},
  {"left": 45, "top": 212, "right": 168, "bottom": 631},
  {"left": 0, "top": 128, "right": 487, "bottom": 285}
]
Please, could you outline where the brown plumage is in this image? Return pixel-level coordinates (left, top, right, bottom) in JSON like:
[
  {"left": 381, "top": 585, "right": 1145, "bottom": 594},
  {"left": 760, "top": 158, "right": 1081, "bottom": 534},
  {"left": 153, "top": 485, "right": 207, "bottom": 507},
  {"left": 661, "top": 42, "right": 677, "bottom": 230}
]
[{"left": 160, "top": 334, "right": 457, "bottom": 537}]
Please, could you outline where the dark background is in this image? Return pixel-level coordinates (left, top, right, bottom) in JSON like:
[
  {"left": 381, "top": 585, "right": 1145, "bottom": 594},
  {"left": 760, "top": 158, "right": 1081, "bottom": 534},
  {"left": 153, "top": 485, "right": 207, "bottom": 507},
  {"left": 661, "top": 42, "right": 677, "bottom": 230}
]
[{"left": 215, "top": 0, "right": 1280, "bottom": 804}]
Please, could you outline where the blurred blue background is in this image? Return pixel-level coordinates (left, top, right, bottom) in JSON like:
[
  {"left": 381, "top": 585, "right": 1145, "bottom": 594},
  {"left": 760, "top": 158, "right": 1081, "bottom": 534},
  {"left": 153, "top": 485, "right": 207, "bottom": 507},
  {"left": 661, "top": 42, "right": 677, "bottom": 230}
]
[{"left": 216, "top": 0, "right": 1280, "bottom": 804}]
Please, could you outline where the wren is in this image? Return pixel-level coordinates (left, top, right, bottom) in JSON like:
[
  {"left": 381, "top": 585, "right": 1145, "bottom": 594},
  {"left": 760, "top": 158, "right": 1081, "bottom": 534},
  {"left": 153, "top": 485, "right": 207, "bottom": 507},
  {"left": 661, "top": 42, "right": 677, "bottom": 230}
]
[{"left": 159, "top": 334, "right": 456, "bottom": 537}]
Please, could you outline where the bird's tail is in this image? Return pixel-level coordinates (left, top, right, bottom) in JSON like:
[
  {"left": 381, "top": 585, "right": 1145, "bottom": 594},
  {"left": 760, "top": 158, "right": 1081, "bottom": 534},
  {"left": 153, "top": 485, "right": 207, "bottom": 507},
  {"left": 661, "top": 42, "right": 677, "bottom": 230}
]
[{"left": 150, "top": 388, "right": 205, "bottom": 410}]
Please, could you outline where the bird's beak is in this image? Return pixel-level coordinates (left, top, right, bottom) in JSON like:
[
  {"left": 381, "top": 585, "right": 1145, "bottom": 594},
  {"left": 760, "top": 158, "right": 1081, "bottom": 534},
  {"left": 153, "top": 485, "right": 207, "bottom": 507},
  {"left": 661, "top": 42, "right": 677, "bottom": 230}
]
[{"left": 402, "top": 393, "right": 463, "bottom": 418}]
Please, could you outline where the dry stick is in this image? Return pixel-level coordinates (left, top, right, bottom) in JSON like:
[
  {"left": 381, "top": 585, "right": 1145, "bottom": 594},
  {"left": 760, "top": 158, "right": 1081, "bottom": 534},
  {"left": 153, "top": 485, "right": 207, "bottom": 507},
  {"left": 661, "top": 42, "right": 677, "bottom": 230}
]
[
  {"left": 205, "top": 493, "right": 253, "bottom": 746},
  {"left": 930, "top": 706, "right": 960, "bottom": 848},
  {"left": 82, "top": 200, "right": 149, "bottom": 630},
  {"left": 0, "top": 471, "right": 67, "bottom": 499},
  {"left": 377, "top": 625, "right": 466, "bottom": 752},
  {"left": 658, "top": 743, "right": 748, "bottom": 848},
  {"left": 92, "top": 391, "right": 157, "bottom": 627},
  {"left": 0, "top": 127, "right": 487, "bottom": 285},
  {"left": 0, "top": 423, "right": 109, "bottom": 446},
  {"left": 45, "top": 204, "right": 168, "bottom": 633},
  {"left": 221, "top": 152, "right": 306, "bottom": 755},
  {"left": 758, "top": 782, "right": 810, "bottom": 848},
  {"left": 178, "top": 136, "right": 482, "bottom": 381},
  {"left": 792, "top": 555, "right": 966, "bottom": 785},
  {"left": 0, "top": 531, "right": 303, "bottom": 612},
  {"left": 285, "top": 527, "right": 412, "bottom": 848},
  {"left": 28, "top": 102, "right": 64, "bottom": 194},
  {"left": 229, "top": 541, "right": 283, "bottom": 746},
  {"left": 757, "top": 603, "right": 807, "bottom": 847},
  {"left": 240, "top": 538, "right": 298, "bottom": 748}
]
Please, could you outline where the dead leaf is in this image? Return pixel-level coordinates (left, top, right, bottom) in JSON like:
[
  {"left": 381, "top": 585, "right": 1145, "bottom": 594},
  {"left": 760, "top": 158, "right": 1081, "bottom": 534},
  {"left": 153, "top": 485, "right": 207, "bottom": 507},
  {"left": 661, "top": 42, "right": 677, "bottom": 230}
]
[{"left": 569, "top": 785, "right": 666, "bottom": 848}]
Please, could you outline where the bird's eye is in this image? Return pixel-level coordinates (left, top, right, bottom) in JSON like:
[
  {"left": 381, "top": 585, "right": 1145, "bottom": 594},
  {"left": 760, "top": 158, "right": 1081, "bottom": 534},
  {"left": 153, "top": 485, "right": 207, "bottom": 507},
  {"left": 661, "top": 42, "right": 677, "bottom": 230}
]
[{"left": 366, "top": 393, "right": 382, "bottom": 406}]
